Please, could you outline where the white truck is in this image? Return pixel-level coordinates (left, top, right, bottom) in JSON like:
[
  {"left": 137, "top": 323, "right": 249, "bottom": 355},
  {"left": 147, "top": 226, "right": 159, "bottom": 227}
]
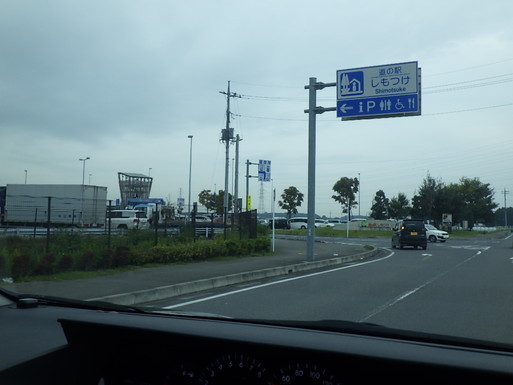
[{"left": 2, "top": 184, "right": 107, "bottom": 227}]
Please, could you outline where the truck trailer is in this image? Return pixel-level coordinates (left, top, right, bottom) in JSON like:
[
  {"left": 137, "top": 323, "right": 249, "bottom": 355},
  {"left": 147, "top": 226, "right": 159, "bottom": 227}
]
[{"left": 1, "top": 184, "right": 107, "bottom": 227}]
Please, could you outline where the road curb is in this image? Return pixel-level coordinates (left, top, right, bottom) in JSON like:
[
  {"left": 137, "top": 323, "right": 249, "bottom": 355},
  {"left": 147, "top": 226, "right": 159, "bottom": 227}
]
[{"left": 88, "top": 247, "right": 380, "bottom": 306}]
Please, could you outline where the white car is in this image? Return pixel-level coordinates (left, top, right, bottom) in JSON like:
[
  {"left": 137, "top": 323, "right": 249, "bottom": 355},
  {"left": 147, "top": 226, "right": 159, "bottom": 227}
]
[
  {"left": 288, "top": 217, "right": 334, "bottom": 229},
  {"left": 288, "top": 217, "right": 309, "bottom": 229},
  {"left": 315, "top": 219, "right": 335, "bottom": 228},
  {"left": 107, "top": 210, "right": 149, "bottom": 229},
  {"left": 194, "top": 215, "right": 212, "bottom": 222},
  {"left": 425, "top": 224, "right": 449, "bottom": 243}
]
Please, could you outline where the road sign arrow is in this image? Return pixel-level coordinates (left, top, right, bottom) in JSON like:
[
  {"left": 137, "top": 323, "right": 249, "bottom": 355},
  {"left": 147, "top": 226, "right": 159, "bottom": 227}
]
[{"left": 339, "top": 103, "right": 354, "bottom": 114}]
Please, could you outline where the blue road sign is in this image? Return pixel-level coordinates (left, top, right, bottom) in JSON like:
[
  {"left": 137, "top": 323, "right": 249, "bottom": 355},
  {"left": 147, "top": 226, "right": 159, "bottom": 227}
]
[
  {"left": 337, "top": 94, "right": 419, "bottom": 118},
  {"left": 336, "top": 61, "right": 420, "bottom": 119},
  {"left": 258, "top": 160, "right": 271, "bottom": 182}
]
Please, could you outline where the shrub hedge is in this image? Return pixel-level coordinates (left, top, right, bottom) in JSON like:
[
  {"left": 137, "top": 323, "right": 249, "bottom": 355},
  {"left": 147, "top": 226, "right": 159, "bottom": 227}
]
[{"left": 0, "top": 234, "right": 271, "bottom": 281}]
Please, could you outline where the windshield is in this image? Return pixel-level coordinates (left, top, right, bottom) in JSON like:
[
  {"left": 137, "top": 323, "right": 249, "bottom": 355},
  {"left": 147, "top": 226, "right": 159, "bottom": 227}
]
[{"left": 1, "top": 0, "right": 512, "bottom": 349}]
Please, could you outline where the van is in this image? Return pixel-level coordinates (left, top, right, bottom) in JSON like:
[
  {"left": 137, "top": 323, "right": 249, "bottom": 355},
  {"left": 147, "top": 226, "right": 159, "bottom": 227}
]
[
  {"left": 288, "top": 217, "right": 309, "bottom": 229},
  {"left": 391, "top": 219, "right": 427, "bottom": 249}
]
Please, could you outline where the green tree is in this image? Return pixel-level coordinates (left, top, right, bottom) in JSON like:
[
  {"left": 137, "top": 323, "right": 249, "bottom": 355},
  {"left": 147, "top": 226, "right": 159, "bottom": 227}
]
[
  {"left": 455, "top": 177, "right": 498, "bottom": 225},
  {"left": 278, "top": 186, "right": 304, "bottom": 219},
  {"left": 410, "top": 174, "right": 497, "bottom": 226},
  {"left": 433, "top": 184, "right": 463, "bottom": 224},
  {"left": 370, "top": 190, "right": 389, "bottom": 220},
  {"left": 215, "top": 190, "right": 232, "bottom": 215},
  {"left": 198, "top": 189, "right": 216, "bottom": 212},
  {"left": 332, "top": 177, "right": 359, "bottom": 221},
  {"left": 411, "top": 173, "right": 444, "bottom": 219},
  {"left": 387, "top": 192, "right": 410, "bottom": 219}
]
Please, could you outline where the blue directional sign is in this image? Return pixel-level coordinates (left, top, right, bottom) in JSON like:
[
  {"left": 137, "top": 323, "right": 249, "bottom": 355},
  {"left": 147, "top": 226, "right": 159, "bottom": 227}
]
[
  {"left": 258, "top": 160, "right": 271, "bottom": 182},
  {"left": 336, "top": 61, "right": 420, "bottom": 120},
  {"left": 337, "top": 94, "right": 419, "bottom": 118}
]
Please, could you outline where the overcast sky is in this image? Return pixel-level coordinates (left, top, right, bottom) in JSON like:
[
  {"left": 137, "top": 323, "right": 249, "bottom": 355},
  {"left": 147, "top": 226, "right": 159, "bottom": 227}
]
[{"left": 1, "top": 0, "right": 512, "bottom": 218}]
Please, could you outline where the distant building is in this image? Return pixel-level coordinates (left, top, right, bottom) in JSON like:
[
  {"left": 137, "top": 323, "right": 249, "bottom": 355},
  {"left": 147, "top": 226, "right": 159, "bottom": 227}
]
[{"left": 118, "top": 172, "right": 152, "bottom": 208}]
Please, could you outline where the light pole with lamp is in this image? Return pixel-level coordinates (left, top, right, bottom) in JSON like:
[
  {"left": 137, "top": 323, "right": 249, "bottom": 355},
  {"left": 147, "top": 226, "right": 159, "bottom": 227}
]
[
  {"left": 80, "top": 157, "right": 90, "bottom": 185},
  {"left": 187, "top": 135, "right": 193, "bottom": 220},
  {"left": 79, "top": 157, "right": 90, "bottom": 225},
  {"left": 358, "top": 172, "right": 361, "bottom": 217}
]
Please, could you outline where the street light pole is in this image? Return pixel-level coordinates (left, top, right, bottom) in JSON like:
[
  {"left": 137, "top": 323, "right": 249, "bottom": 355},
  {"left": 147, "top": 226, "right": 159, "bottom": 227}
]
[
  {"left": 358, "top": 172, "right": 361, "bottom": 217},
  {"left": 187, "top": 135, "right": 193, "bottom": 219},
  {"left": 79, "top": 157, "right": 90, "bottom": 225},
  {"left": 80, "top": 157, "right": 90, "bottom": 185}
]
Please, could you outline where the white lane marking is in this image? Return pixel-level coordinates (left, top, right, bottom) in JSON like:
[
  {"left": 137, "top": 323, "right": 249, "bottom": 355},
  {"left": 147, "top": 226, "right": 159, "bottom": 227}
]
[
  {"left": 450, "top": 245, "right": 491, "bottom": 251},
  {"left": 163, "top": 250, "right": 395, "bottom": 309},
  {"left": 359, "top": 250, "right": 483, "bottom": 322}
]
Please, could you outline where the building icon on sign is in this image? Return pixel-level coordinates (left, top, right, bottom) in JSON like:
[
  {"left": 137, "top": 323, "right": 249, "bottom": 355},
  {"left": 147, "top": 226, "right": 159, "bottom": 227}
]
[{"left": 339, "top": 71, "right": 364, "bottom": 97}]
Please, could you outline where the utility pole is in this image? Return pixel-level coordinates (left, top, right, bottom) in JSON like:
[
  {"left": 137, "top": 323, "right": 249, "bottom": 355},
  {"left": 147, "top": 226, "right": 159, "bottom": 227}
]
[
  {"left": 219, "top": 81, "right": 241, "bottom": 224},
  {"left": 504, "top": 188, "right": 510, "bottom": 227},
  {"left": 234, "top": 134, "right": 241, "bottom": 213},
  {"left": 187, "top": 135, "right": 193, "bottom": 220}
]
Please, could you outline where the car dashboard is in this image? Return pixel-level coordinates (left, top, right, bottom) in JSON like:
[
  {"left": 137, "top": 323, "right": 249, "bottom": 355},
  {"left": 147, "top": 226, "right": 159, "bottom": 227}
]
[{"left": 1, "top": 295, "right": 513, "bottom": 384}]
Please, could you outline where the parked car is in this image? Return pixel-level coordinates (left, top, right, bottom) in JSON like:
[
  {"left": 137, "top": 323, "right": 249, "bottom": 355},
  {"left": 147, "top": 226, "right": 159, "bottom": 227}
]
[
  {"left": 289, "top": 217, "right": 308, "bottom": 230},
  {"left": 315, "top": 219, "right": 335, "bottom": 228},
  {"left": 268, "top": 218, "right": 290, "bottom": 229},
  {"left": 106, "top": 209, "right": 149, "bottom": 229},
  {"left": 258, "top": 218, "right": 269, "bottom": 225},
  {"left": 392, "top": 219, "right": 427, "bottom": 250},
  {"left": 194, "top": 215, "right": 212, "bottom": 223},
  {"left": 288, "top": 217, "right": 309, "bottom": 229},
  {"left": 288, "top": 217, "right": 334, "bottom": 229},
  {"left": 425, "top": 224, "right": 449, "bottom": 242}
]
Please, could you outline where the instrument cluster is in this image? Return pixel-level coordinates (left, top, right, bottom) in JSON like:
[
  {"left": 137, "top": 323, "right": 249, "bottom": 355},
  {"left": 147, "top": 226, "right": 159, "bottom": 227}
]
[
  {"left": 166, "top": 353, "right": 341, "bottom": 385},
  {"left": 107, "top": 352, "right": 344, "bottom": 385}
]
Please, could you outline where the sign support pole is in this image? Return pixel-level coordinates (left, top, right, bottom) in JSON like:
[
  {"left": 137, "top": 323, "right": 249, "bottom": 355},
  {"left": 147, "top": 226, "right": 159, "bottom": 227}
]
[
  {"left": 304, "top": 78, "right": 335, "bottom": 262},
  {"left": 303, "top": 62, "right": 420, "bottom": 261},
  {"left": 306, "top": 78, "right": 317, "bottom": 262}
]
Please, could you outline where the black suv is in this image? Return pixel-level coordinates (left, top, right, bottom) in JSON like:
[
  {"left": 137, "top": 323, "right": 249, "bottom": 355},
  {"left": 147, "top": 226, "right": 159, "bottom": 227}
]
[
  {"left": 392, "top": 219, "right": 427, "bottom": 250},
  {"left": 268, "top": 218, "right": 290, "bottom": 229}
]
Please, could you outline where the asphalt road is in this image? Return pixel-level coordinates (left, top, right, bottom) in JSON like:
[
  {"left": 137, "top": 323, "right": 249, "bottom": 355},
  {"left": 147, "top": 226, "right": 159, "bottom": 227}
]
[{"left": 149, "top": 233, "right": 513, "bottom": 346}]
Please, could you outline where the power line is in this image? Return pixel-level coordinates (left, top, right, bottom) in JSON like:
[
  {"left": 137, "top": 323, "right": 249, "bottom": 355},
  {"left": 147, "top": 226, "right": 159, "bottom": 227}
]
[
  {"left": 425, "top": 58, "right": 513, "bottom": 77},
  {"left": 236, "top": 72, "right": 512, "bottom": 103},
  {"left": 235, "top": 102, "right": 512, "bottom": 121},
  {"left": 423, "top": 78, "right": 512, "bottom": 94},
  {"left": 233, "top": 113, "right": 304, "bottom": 121},
  {"left": 231, "top": 64, "right": 513, "bottom": 122},
  {"left": 423, "top": 102, "right": 513, "bottom": 116},
  {"left": 424, "top": 72, "right": 513, "bottom": 89},
  {"left": 231, "top": 80, "right": 301, "bottom": 89}
]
